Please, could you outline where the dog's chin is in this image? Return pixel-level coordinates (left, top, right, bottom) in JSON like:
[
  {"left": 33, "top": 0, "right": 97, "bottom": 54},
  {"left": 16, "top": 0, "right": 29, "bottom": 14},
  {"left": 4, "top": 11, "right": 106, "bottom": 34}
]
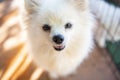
[{"left": 53, "top": 45, "right": 65, "bottom": 51}]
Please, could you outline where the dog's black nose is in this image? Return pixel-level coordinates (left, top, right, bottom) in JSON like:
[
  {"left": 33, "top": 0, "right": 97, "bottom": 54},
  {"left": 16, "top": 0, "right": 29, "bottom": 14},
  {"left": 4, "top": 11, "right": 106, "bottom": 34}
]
[{"left": 53, "top": 35, "right": 64, "bottom": 44}]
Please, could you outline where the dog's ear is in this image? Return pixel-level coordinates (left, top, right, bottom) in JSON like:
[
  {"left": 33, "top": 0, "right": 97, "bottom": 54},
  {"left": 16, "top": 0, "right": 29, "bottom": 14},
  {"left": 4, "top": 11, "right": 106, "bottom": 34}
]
[
  {"left": 24, "top": 0, "right": 40, "bottom": 13},
  {"left": 70, "top": 0, "right": 89, "bottom": 11}
]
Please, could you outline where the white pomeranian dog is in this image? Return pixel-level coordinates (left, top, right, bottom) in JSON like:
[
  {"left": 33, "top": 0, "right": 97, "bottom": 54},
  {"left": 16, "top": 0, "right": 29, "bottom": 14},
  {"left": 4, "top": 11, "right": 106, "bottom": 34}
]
[{"left": 20, "top": 0, "right": 95, "bottom": 78}]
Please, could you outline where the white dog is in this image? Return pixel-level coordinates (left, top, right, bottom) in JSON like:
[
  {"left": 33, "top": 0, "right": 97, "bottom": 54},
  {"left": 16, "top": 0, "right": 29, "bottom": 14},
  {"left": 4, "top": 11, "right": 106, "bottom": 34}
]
[{"left": 20, "top": 0, "right": 94, "bottom": 78}]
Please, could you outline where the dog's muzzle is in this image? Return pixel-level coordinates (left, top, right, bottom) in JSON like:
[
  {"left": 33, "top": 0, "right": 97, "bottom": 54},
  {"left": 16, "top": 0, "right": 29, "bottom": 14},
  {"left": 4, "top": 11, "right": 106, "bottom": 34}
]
[{"left": 53, "top": 35, "right": 65, "bottom": 51}]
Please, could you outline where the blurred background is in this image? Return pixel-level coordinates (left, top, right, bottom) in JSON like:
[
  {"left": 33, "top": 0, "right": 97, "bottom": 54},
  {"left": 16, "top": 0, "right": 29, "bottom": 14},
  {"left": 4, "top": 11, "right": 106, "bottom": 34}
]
[{"left": 0, "top": 0, "right": 120, "bottom": 80}]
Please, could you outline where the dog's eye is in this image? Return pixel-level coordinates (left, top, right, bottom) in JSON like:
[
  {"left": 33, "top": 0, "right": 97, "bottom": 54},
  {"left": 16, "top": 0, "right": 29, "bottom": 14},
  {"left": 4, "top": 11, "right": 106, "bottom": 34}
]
[
  {"left": 65, "top": 23, "right": 72, "bottom": 29},
  {"left": 42, "top": 24, "right": 51, "bottom": 31}
]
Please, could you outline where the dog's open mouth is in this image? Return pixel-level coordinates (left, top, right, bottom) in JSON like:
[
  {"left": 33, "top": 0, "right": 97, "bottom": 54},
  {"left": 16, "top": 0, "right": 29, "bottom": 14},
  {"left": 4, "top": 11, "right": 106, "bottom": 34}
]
[{"left": 54, "top": 45, "right": 65, "bottom": 51}]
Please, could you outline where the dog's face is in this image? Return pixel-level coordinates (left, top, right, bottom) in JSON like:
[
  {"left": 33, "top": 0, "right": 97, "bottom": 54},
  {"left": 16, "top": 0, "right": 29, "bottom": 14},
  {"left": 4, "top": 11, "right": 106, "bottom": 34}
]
[
  {"left": 41, "top": 11, "right": 75, "bottom": 51},
  {"left": 24, "top": 0, "right": 88, "bottom": 51}
]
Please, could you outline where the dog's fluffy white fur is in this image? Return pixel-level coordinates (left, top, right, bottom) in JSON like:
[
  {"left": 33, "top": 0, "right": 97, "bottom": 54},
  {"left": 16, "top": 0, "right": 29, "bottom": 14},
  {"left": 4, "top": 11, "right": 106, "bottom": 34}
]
[{"left": 20, "top": 0, "right": 94, "bottom": 78}]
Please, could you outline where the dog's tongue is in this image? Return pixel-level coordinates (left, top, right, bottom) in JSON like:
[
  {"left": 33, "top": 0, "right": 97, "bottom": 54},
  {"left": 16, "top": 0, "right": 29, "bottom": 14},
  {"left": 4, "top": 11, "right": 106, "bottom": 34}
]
[
  {"left": 56, "top": 45, "right": 63, "bottom": 48},
  {"left": 54, "top": 45, "right": 65, "bottom": 51}
]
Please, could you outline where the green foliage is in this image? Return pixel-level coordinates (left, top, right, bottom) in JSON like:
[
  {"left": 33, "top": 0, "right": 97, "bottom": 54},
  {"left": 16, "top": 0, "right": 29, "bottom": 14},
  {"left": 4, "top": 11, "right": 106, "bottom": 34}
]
[
  {"left": 106, "top": 40, "right": 120, "bottom": 70},
  {"left": 105, "top": 0, "right": 120, "bottom": 7}
]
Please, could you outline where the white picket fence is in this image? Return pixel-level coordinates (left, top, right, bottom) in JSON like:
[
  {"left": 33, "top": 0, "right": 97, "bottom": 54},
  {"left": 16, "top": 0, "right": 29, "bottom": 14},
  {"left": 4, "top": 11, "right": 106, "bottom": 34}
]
[{"left": 90, "top": 0, "right": 120, "bottom": 47}]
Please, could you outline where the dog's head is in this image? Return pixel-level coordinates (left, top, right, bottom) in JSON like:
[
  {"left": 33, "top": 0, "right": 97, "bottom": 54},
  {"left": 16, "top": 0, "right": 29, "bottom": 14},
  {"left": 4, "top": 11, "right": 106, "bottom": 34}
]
[{"left": 24, "top": 0, "right": 89, "bottom": 51}]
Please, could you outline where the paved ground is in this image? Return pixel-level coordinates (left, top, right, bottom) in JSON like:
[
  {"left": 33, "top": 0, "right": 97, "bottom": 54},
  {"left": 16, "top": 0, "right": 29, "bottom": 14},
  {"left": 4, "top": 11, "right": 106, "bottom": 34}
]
[{"left": 0, "top": 43, "right": 120, "bottom": 80}]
